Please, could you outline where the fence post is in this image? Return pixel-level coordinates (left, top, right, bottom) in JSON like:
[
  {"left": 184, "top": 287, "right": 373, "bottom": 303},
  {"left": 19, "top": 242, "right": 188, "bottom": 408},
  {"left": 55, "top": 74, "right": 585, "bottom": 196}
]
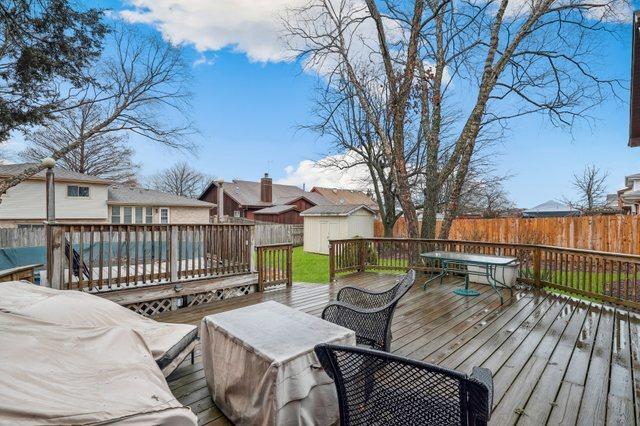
[
  {"left": 533, "top": 246, "right": 541, "bottom": 287},
  {"left": 170, "top": 226, "right": 179, "bottom": 283},
  {"left": 329, "top": 241, "right": 336, "bottom": 283}
]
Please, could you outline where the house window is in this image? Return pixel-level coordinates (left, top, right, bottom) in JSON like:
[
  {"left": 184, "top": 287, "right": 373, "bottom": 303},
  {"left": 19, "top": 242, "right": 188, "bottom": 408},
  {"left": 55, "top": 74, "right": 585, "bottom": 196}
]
[
  {"left": 135, "top": 207, "right": 143, "bottom": 223},
  {"left": 160, "top": 208, "right": 169, "bottom": 224},
  {"left": 67, "top": 185, "right": 89, "bottom": 197},
  {"left": 124, "top": 206, "right": 132, "bottom": 224},
  {"left": 145, "top": 207, "right": 153, "bottom": 224},
  {"left": 234, "top": 210, "right": 240, "bottom": 218},
  {"left": 112, "top": 206, "right": 121, "bottom": 224}
]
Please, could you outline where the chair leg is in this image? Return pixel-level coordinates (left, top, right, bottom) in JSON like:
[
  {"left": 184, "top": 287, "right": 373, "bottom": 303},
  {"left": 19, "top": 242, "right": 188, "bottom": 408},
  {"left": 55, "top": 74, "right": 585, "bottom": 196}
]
[{"left": 191, "top": 350, "right": 195, "bottom": 364}]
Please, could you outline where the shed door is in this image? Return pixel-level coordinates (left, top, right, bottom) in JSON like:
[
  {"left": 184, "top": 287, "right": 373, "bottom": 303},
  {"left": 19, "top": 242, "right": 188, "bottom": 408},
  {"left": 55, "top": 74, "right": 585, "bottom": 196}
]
[{"left": 318, "top": 219, "right": 340, "bottom": 254}]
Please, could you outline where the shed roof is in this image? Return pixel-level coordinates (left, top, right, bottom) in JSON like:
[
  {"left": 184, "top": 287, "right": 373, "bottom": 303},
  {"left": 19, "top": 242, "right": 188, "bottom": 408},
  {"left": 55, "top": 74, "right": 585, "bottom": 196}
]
[
  {"left": 0, "top": 163, "right": 112, "bottom": 185},
  {"left": 310, "top": 187, "right": 378, "bottom": 210},
  {"left": 300, "top": 204, "right": 377, "bottom": 217},
  {"left": 108, "top": 185, "right": 215, "bottom": 208}
]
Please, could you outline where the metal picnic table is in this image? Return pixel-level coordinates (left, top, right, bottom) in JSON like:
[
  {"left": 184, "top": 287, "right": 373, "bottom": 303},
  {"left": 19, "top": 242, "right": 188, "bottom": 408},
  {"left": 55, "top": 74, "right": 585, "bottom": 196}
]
[{"left": 421, "top": 251, "right": 519, "bottom": 304}]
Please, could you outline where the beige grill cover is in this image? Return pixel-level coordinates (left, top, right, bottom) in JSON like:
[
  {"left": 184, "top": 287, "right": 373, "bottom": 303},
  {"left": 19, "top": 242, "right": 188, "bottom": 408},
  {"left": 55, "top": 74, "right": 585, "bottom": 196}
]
[
  {"left": 0, "top": 311, "right": 196, "bottom": 425},
  {"left": 0, "top": 281, "right": 196, "bottom": 363},
  {"left": 201, "top": 301, "right": 356, "bottom": 425}
]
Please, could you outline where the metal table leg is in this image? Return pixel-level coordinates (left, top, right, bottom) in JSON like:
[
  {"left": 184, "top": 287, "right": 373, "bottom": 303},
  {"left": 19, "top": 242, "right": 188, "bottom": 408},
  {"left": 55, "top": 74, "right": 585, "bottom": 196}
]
[{"left": 452, "top": 263, "right": 480, "bottom": 297}]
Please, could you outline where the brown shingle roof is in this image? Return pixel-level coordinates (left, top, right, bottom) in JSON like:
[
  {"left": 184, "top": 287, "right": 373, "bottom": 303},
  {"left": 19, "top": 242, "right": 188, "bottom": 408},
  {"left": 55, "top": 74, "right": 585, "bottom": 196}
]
[
  {"left": 310, "top": 187, "right": 378, "bottom": 210},
  {"left": 205, "top": 180, "right": 330, "bottom": 207}
]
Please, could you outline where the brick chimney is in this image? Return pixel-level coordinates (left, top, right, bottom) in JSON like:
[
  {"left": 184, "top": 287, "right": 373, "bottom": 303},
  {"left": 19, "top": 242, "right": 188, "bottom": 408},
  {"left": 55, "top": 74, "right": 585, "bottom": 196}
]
[{"left": 260, "top": 173, "right": 272, "bottom": 203}]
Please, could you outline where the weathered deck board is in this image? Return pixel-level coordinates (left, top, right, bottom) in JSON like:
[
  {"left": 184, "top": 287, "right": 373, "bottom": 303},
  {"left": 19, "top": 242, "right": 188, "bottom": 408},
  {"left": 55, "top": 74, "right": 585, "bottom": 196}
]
[{"left": 159, "top": 272, "right": 640, "bottom": 426}]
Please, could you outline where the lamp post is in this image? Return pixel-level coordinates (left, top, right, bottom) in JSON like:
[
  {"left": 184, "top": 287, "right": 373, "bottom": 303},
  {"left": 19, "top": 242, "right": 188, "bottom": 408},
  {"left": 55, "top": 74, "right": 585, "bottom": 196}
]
[
  {"left": 43, "top": 157, "right": 56, "bottom": 222},
  {"left": 42, "top": 157, "right": 56, "bottom": 287}
]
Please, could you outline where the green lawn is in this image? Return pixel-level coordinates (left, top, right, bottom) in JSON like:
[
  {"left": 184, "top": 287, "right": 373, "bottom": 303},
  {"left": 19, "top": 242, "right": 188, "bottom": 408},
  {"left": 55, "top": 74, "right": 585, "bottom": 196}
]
[{"left": 292, "top": 246, "right": 329, "bottom": 283}]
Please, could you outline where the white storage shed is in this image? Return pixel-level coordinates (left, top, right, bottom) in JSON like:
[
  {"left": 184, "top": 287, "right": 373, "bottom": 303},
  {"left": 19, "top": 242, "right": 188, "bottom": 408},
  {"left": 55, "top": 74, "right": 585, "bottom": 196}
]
[{"left": 301, "top": 204, "right": 377, "bottom": 255}]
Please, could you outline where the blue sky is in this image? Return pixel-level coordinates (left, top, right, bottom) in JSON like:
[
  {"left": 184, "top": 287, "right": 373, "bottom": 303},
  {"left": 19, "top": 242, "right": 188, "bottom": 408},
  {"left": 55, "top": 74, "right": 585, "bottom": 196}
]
[{"left": 18, "top": 1, "right": 640, "bottom": 208}]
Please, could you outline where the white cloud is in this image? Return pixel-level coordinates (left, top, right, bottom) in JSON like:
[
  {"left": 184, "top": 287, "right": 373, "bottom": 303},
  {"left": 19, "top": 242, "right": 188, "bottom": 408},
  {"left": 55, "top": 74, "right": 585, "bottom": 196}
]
[
  {"left": 120, "top": 0, "right": 303, "bottom": 63},
  {"left": 277, "top": 151, "right": 373, "bottom": 190}
]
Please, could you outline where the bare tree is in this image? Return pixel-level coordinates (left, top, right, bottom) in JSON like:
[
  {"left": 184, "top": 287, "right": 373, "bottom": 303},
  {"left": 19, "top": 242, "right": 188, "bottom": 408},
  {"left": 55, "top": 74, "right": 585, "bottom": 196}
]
[
  {"left": 286, "top": 0, "right": 627, "bottom": 239},
  {"left": 568, "top": 164, "right": 609, "bottom": 214},
  {"left": 309, "top": 77, "right": 401, "bottom": 237},
  {"left": 20, "top": 105, "right": 139, "bottom": 182},
  {"left": 0, "top": 24, "right": 194, "bottom": 197},
  {"left": 149, "top": 161, "right": 209, "bottom": 198}
]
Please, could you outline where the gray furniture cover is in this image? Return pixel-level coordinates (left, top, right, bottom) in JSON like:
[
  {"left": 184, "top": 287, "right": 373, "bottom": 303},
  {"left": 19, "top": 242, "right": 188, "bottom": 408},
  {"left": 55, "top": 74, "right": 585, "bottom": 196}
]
[
  {"left": 0, "top": 311, "right": 197, "bottom": 425},
  {"left": 0, "top": 281, "right": 197, "bottom": 376},
  {"left": 201, "top": 300, "right": 356, "bottom": 425}
]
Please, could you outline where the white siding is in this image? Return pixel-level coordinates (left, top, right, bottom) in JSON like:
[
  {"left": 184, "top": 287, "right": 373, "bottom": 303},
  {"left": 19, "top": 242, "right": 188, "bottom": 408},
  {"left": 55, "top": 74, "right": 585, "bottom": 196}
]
[
  {"left": 0, "top": 180, "right": 108, "bottom": 221},
  {"left": 346, "top": 209, "right": 375, "bottom": 238},
  {"left": 303, "top": 208, "right": 374, "bottom": 255}
]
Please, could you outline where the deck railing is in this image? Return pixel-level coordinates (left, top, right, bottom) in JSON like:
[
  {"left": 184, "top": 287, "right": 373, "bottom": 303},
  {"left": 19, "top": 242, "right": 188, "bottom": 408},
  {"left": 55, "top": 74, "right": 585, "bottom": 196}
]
[
  {"left": 256, "top": 243, "right": 293, "bottom": 291},
  {"left": 46, "top": 223, "right": 254, "bottom": 291},
  {"left": 329, "top": 238, "right": 640, "bottom": 311}
]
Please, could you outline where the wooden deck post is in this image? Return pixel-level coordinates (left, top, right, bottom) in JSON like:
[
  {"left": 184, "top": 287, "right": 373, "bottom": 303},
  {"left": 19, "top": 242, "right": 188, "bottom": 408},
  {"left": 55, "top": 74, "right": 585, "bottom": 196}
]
[
  {"left": 170, "top": 226, "right": 179, "bottom": 283},
  {"left": 287, "top": 244, "right": 292, "bottom": 286},
  {"left": 249, "top": 225, "right": 256, "bottom": 273},
  {"left": 256, "top": 246, "right": 263, "bottom": 291},
  {"left": 533, "top": 246, "right": 542, "bottom": 287},
  {"left": 358, "top": 239, "right": 366, "bottom": 272},
  {"left": 49, "top": 226, "right": 63, "bottom": 289},
  {"left": 329, "top": 241, "right": 336, "bottom": 283}
]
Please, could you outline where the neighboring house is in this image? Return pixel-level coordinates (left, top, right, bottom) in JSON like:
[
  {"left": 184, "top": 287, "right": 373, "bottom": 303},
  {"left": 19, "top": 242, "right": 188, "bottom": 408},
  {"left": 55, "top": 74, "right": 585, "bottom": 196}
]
[
  {"left": 310, "top": 187, "right": 378, "bottom": 211},
  {"left": 108, "top": 185, "right": 214, "bottom": 225},
  {"left": 199, "top": 173, "right": 329, "bottom": 224},
  {"left": 301, "top": 204, "right": 376, "bottom": 254},
  {"left": 0, "top": 164, "right": 112, "bottom": 227},
  {"left": 618, "top": 173, "right": 640, "bottom": 214},
  {"left": 0, "top": 163, "right": 214, "bottom": 227},
  {"left": 522, "top": 200, "right": 579, "bottom": 218}
]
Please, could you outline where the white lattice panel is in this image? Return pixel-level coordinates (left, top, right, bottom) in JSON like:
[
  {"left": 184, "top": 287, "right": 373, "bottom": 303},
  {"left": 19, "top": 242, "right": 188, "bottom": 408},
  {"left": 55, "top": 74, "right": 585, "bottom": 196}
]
[
  {"left": 187, "top": 285, "right": 255, "bottom": 307},
  {"left": 127, "top": 298, "right": 173, "bottom": 316}
]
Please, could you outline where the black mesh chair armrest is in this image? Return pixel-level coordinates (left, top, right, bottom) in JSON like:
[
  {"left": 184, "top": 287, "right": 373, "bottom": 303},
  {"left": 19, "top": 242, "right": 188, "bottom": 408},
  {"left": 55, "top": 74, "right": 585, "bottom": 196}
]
[
  {"left": 469, "top": 366, "right": 493, "bottom": 423},
  {"left": 322, "top": 301, "right": 391, "bottom": 350},
  {"left": 337, "top": 285, "right": 397, "bottom": 309}
]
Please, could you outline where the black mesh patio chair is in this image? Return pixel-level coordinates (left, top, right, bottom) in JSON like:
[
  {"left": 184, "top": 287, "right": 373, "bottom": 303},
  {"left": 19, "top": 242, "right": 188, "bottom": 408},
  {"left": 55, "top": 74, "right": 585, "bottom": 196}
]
[
  {"left": 315, "top": 343, "right": 493, "bottom": 426},
  {"left": 322, "top": 270, "right": 416, "bottom": 351}
]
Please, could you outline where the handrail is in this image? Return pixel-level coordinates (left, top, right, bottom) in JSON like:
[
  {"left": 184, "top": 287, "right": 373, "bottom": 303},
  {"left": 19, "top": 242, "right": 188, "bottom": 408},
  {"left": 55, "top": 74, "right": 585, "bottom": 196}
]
[
  {"left": 329, "top": 238, "right": 640, "bottom": 311},
  {"left": 46, "top": 223, "right": 254, "bottom": 291}
]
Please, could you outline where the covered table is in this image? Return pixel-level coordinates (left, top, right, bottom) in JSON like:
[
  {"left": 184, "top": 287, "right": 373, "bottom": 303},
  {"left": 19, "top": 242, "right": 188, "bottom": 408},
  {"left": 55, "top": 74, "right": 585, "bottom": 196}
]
[
  {"left": 0, "top": 281, "right": 197, "bottom": 376},
  {"left": 0, "top": 311, "right": 196, "bottom": 425},
  {"left": 200, "top": 300, "right": 356, "bottom": 425}
]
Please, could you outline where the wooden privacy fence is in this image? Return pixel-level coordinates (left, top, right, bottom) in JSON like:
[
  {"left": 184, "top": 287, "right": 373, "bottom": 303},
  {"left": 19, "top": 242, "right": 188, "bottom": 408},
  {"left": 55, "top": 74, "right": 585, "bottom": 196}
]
[
  {"left": 0, "top": 227, "right": 46, "bottom": 248},
  {"left": 254, "top": 223, "right": 303, "bottom": 246},
  {"left": 329, "top": 238, "right": 640, "bottom": 311},
  {"left": 46, "top": 223, "right": 254, "bottom": 291},
  {"left": 256, "top": 243, "right": 293, "bottom": 291},
  {"left": 376, "top": 215, "right": 640, "bottom": 254}
]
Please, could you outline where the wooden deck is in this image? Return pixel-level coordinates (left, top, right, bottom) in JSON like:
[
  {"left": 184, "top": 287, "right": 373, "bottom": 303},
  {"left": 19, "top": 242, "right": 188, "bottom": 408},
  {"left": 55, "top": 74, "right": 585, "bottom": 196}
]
[{"left": 160, "top": 272, "right": 640, "bottom": 425}]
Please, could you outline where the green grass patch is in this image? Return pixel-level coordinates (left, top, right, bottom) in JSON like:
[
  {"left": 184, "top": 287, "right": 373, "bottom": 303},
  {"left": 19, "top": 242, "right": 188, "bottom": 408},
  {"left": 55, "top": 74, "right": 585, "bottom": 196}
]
[{"left": 292, "top": 246, "right": 329, "bottom": 283}]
